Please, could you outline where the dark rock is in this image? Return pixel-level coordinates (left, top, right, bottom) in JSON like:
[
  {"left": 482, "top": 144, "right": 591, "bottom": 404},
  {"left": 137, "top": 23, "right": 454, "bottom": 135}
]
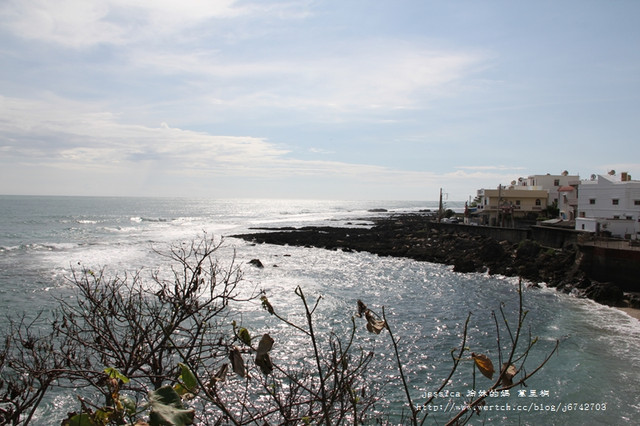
[
  {"left": 453, "top": 258, "right": 478, "bottom": 273},
  {"left": 248, "top": 259, "right": 264, "bottom": 268},
  {"left": 555, "top": 281, "right": 574, "bottom": 293},
  {"left": 478, "top": 239, "right": 506, "bottom": 262},
  {"left": 584, "top": 282, "right": 624, "bottom": 306},
  {"left": 625, "top": 293, "right": 640, "bottom": 309},
  {"left": 574, "top": 277, "right": 591, "bottom": 289},
  {"left": 516, "top": 240, "right": 541, "bottom": 260}
]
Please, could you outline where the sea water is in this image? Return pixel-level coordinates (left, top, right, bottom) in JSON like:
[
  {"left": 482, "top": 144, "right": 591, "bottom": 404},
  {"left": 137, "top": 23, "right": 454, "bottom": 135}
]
[{"left": 1, "top": 195, "right": 639, "bottom": 425}]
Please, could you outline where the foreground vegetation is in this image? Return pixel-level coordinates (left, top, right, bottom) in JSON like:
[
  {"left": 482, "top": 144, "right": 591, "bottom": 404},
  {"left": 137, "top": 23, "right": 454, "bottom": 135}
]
[{"left": 0, "top": 235, "right": 558, "bottom": 425}]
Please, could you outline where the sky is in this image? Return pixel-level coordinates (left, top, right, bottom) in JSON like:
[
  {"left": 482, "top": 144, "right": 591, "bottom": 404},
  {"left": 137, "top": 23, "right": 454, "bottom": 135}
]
[{"left": 1, "top": 0, "right": 639, "bottom": 201}]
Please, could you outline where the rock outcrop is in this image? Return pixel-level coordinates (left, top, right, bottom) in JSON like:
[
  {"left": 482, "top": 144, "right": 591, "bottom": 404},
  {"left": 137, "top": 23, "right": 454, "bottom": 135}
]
[{"left": 234, "top": 214, "right": 629, "bottom": 308}]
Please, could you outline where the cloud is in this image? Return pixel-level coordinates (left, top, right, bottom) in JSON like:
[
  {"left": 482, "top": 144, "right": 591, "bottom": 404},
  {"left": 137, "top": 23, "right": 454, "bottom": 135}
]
[
  {"left": 127, "top": 43, "right": 488, "bottom": 115},
  {"left": 1, "top": 0, "right": 126, "bottom": 48},
  {"left": 1, "top": 1, "right": 489, "bottom": 116},
  {"left": 308, "top": 148, "right": 335, "bottom": 155},
  {"left": 0, "top": 94, "right": 490, "bottom": 199},
  {"left": 455, "top": 165, "right": 527, "bottom": 172},
  {"left": 0, "top": 95, "right": 287, "bottom": 171},
  {"left": 311, "top": 45, "right": 486, "bottom": 110},
  {"left": 0, "top": 2, "right": 492, "bottom": 199},
  {"left": 0, "top": 0, "right": 275, "bottom": 48}
]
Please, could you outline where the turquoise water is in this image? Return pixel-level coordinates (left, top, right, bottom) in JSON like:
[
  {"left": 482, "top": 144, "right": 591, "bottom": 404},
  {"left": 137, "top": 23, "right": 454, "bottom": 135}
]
[{"left": 1, "top": 195, "right": 639, "bottom": 424}]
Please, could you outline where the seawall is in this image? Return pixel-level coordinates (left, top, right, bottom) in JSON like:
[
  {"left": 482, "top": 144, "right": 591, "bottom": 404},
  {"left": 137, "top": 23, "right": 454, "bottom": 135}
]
[
  {"left": 427, "top": 222, "right": 640, "bottom": 293},
  {"left": 579, "top": 244, "right": 640, "bottom": 292},
  {"left": 429, "top": 223, "right": 580, "bottom": 248}
]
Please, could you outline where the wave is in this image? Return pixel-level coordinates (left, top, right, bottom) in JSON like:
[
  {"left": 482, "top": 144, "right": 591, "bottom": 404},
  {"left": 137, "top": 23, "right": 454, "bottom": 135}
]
[
  {"left": 130, "top": 216, "right": 170, "bottom": 223},
  {"left": 0, "top": 242, "right": 80, "bottom": 254},
  {"left": 76, "top": 219, "right": 99, "bottom": 224}
]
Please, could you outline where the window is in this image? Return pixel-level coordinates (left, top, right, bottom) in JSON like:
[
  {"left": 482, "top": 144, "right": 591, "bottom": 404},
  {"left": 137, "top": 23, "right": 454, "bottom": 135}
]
[
  {"left": 635, "top": 200, "right": 640, "bottom": 206},
  {"left": 554, "top": 179, "right": 560, "bottom": 186},
  {"left": 589, "top": 199, "right": 596, "bottom": 205},
  {"left": 579, "top": 212, "right": 586, "bottom": 218},
  {"left": 614, "top": 215, "right": 620, "bottom": 219},
  {"left": 612, "top": 199, "right": 619, "bottom": 205},
  {"left": 627, "top": 216, "right": 633, "bottom": 220},
  {"left": 515, "top": 200, "right": 521, "bottom": 206},
  {"left": 535, "top": 199, "right": 541, "bottom": 206}
]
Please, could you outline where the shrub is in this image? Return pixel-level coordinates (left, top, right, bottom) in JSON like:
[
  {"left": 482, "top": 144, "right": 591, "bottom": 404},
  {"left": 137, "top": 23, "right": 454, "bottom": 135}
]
[{"left": 0, "top": 235, "right": 558, "bottom": 425}]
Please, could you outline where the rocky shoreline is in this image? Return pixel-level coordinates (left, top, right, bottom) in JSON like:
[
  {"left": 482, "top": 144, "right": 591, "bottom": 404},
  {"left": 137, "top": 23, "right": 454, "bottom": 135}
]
[{"left": 233, "top": 213, "right": 640, "bottom": 310}]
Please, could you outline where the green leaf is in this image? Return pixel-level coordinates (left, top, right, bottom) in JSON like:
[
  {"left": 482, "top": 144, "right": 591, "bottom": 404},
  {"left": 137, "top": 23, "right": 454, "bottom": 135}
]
[
  {"left": 178, "top": 362, "right": 198, "bottom": 392},
  {"left": 94, "top": 408, "right": 112, "bottom": 424},
  {"left": 237, "top": 327, "right": 251, "bottom": 346},
  {"left": 66, "top": 413, "right": 93, "bottom": 426},
  {"left": 148, "top": 386, "right": 195, "bottom": 426},
  {"left": 104, "top": 367, "right": 130, "bottom": 384},
  {"left": 173, "top": 383, "right": 189, "bottom": 397},
  {"left": 120, "top": 394, "right": 137, "bottom": 416}
]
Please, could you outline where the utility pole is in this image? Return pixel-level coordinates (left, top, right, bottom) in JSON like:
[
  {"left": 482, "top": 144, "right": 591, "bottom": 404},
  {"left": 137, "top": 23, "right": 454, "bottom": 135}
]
[
  {"left": 497, "top": 184, "right": 502, "bottom": 227},
  {"left": 438, "top": 188, "right": 443, "bottom": 223}
]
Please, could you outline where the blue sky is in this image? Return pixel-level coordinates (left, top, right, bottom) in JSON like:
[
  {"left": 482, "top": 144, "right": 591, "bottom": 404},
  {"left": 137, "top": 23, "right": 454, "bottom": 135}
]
[{"left": 1, "top": 0, "right": 639, "bottom": 200}]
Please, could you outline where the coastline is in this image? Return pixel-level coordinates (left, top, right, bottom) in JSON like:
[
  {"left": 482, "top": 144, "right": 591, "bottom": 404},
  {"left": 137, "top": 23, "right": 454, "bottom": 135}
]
[{"left": 234, "top": 212, "right": 638, "bottom": 311}]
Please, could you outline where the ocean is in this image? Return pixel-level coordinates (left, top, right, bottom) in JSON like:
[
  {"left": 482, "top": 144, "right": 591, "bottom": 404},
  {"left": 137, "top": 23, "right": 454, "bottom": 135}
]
[{"left": 1, "top": 195, "right": 639, "bottom": 425}]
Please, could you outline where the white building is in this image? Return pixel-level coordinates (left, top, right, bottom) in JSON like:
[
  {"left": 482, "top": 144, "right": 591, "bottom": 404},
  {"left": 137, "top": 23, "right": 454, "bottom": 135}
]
[
  {"left": 475, "top": 186, "right": 548, "bottom": 226},
  {"left": 514, "top": 172, "right": 580, "bottom": 219},
  {"left": 516, "top": 172, "right": 580, "bottom": 203},
  {"left": 576, "top": 172, "right": 640, "bottom": 238}
]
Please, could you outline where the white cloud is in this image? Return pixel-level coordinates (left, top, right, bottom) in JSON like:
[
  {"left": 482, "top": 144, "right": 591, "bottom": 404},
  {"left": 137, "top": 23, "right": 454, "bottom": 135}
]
[
  {"left": 0, "top": 95, "right": 287, "bottom": 170},
  {"left": 1, "top": 1, "right": 488, "bottom": 117},
  {"left": 309, "top": 148, "right": 335, "bottom": 155},
  {"left": 455, "top": 165, "right": 527, "bottom": 171},
  {"left": 1, "top": 0, "right": 126, "bottom": 48},
  {"left": 312, "top": 45, "right": 486, "bottom": 110},
  {"left": 0, "top": 94, "right": 488, "bottom": 198},
  {"left": 127, "top": 43, "right": 487, "bottom": 114},
  {"left": 0, "top": 0, "right": 282, "bottom": 48}
]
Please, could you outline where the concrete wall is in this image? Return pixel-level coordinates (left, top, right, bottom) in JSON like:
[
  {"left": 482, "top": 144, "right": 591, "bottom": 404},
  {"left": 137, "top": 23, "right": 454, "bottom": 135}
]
[
  {"left": 434, "top": 222, "right": 582, "bottom": 248},
  {"left": 429, "top": 222, "right": 529, "bottom": 244},
  {"left": 579, "top": 245, "right": 640, "bottom": 292},
  {"left": 431, "top": 221, "right": 640, "bottom": 290},
  {"left": 530, "top": 226, "right": 581, "bottom": 248}
]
